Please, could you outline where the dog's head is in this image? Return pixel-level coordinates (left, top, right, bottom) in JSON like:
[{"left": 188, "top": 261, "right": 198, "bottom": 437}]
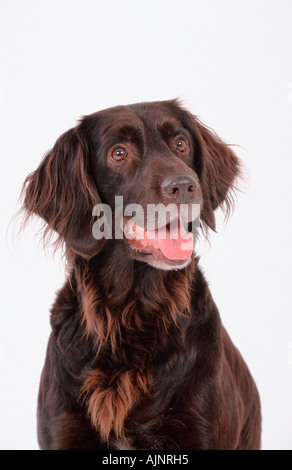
[{"left": 22, "top": 100, "right": 240, "bottom": 270}]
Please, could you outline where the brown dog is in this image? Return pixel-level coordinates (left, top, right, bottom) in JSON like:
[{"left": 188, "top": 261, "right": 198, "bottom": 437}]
[{"left": 22, "top": 100, "right": 261, "bottom": 450}]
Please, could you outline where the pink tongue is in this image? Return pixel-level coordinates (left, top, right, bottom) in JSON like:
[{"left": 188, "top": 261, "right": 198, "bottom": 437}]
[
  {"left": 156, "top": 226, "right": 193, "bottom": 260},
  {"left": 157, "top": 232, "right": 193, "bottom": 260},
  {"left": 126, "top": 221, "right": 194, "bottom": 261}
]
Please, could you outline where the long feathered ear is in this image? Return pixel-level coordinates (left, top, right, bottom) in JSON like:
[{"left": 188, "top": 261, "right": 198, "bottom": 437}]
[
  {"left": 22, "top": 126, "right": 106, "bottom": 259},
  {"left": 195, "top": 118, "right": 241, "bottom": 231}
]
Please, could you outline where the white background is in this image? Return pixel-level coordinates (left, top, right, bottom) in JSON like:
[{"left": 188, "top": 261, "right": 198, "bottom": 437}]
[{"left": 0, "top": 0, "right": 291, "bottom": 450}]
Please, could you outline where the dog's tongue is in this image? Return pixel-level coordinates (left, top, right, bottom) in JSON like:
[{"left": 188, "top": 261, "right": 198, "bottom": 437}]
[
  {"left": 125, "top": 220, "right": 193, "bottom": 261},
  {"left": 155, "top": 224, "right": 193, "bottom": 260}
]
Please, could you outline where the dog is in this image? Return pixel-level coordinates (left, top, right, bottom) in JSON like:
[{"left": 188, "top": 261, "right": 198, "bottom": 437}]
[{"left": 22, "top": 99, "right": 261, "bottom": 450}]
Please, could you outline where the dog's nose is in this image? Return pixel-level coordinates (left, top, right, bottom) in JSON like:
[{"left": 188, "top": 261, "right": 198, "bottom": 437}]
[{"left": 161, "top": 174, "right": 198, "bottom": 203}]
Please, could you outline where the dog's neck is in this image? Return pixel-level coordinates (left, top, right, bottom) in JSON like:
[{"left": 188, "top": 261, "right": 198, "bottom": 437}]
[{"left": 72, "top": 242, "right": 196, "bottom": 354}]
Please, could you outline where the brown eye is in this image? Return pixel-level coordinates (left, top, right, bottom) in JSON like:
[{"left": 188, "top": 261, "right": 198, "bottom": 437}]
[
  {"left": 110, "top": 146, "right": 128, "bottom": 162},
  {"left": 175, "top": 137, "right": 188, "bottom": 152}
]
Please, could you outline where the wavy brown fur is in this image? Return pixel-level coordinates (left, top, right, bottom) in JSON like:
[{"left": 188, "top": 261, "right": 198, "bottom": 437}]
[{"left": 76, "top": 254, "right": 194, "bottom": 442}]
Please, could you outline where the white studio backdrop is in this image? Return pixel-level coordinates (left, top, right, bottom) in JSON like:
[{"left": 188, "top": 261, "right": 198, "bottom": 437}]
[{"left": 0, "top": 0, "right": 292, "bottom": 450}]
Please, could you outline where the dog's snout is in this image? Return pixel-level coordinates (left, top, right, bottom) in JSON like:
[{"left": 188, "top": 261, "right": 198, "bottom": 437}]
[{"left": 161, "top": 174, "right": 198, "bottom": 203}]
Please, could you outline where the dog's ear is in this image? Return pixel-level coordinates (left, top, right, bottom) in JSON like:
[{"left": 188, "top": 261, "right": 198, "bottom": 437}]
[
  {"left": 22, "top": 126, "right": 106, "bottom": 259},
  {"left": 194, "top": 118, "right": 241, "bottom": 231}
]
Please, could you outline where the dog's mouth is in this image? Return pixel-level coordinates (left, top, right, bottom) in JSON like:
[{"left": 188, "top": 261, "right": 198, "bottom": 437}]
[{"left": 123, "top": 217, "right": 194, "bottom": 264}]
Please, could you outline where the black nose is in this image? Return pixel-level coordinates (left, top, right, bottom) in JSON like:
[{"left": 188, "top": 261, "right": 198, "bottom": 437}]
[{"left": 161, "top": 174, "right": 198, "bottom": 203}]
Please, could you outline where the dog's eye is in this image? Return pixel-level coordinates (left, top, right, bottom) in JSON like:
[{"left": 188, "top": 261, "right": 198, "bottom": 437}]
[
  {"left": 111, "top": 146, "right": 128, "bottom": 162},
  {"left": 175, "top": 138, "right": 188, "bottom": 152}
]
